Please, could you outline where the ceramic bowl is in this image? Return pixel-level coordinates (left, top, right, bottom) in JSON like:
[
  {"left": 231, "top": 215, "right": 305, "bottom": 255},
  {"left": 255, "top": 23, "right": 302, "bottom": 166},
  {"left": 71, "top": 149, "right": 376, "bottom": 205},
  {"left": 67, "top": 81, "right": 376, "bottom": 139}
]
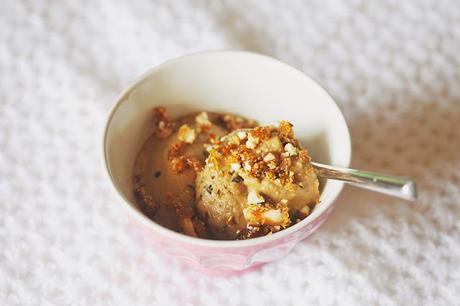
[{"left": 103, "top": 51, "right": 351, "bottom": 276}]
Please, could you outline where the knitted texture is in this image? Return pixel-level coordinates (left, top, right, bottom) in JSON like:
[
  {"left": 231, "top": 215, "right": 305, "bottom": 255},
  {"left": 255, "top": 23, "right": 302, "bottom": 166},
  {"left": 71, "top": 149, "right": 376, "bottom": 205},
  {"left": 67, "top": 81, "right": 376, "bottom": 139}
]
[{"left": 1, "top": 0, "right": 460, "bottom": 305}]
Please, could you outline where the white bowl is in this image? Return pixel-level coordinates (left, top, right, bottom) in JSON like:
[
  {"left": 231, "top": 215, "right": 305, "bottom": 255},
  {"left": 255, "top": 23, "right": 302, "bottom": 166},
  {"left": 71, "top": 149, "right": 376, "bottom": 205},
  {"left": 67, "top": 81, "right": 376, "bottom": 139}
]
[{"left": 103, "top": 51, "right": 351, "bottom": 275}]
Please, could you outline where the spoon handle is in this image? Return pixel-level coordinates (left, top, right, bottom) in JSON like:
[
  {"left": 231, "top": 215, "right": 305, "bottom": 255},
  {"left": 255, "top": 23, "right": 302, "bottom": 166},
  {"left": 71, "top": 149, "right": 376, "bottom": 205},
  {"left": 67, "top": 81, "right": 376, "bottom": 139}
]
[{"left": 311, "top": 162, "right": 417, "bottom": 201}]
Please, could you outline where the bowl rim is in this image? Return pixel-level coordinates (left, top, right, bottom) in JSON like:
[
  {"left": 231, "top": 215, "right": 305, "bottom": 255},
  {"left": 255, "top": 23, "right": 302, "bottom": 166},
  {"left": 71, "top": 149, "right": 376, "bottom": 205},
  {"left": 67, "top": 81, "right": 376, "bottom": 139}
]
[{"left": 102, "top": 50, "right": 351, "bottom": 248}]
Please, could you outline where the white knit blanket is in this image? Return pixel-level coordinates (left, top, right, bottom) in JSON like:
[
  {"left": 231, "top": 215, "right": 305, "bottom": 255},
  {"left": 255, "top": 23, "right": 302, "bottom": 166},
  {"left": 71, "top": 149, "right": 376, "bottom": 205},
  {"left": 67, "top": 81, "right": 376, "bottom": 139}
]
[{"left": 1, "top": 1, "right": 459, "bottom": 305}]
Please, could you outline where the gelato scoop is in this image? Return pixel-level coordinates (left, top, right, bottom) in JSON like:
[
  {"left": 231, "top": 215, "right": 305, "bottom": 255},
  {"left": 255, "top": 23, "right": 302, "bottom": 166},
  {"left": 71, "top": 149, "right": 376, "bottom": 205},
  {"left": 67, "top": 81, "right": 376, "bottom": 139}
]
[{"left": 196, "top": 121, "right": 320, "bottom": 240}]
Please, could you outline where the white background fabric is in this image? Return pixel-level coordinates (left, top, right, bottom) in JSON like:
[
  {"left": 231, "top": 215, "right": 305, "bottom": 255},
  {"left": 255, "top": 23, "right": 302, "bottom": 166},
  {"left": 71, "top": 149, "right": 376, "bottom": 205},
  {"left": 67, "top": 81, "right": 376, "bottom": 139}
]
[{"left": 1, "top": 0, "right": 460, "bottom": 305}]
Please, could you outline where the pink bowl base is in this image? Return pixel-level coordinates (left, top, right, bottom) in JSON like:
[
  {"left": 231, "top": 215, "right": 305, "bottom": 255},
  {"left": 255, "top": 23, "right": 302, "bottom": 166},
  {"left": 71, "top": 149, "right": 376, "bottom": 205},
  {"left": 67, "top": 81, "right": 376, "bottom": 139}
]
[{"left": 124, "top": 204, "right": 336, "bottom": 276}]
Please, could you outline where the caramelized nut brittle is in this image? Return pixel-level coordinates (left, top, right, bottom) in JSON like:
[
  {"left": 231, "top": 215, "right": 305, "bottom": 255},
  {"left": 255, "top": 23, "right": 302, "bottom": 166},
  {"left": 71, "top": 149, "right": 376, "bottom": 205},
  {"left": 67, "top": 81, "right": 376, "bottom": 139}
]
[
  {"left": 217, "top": 114, "right": 257, "bottom": 131},
  {"left": 153, "top": 107, "right": 175, "bottom": 138},
  {"left": 168, "top": 142, "right": 185, "bottom": 160},
  {"left": 205, "top": 121, "right": 306, "bottom": 189},
  {"left": 278, "top": 120, "right": 294, "bottom": 139},
  {"left": 133, "top": 185, "right": 157, "bottom": 218},
  {"left": 243, "top": 200, "right": 290, "bottom": 230},
  {"left": 235, "top": 225, "right": 271, "bottom": 240}
]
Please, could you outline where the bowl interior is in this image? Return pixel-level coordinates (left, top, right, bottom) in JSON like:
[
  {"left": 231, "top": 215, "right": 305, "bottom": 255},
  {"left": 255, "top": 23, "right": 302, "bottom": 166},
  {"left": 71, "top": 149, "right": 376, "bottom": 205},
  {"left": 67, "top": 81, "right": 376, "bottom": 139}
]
[{"left": 104, "top": 51, "right": 351, "bottom": 243}]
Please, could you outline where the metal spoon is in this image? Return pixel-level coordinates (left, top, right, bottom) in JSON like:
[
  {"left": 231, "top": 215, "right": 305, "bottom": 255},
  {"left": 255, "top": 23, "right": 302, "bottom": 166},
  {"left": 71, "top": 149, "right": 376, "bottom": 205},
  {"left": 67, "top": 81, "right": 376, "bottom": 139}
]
[
  {"left": 227, "top": 129, "right": 417, "bottom": 201},
  {"left": 311, "top": 162, "right": 417, "bottom": 201}
]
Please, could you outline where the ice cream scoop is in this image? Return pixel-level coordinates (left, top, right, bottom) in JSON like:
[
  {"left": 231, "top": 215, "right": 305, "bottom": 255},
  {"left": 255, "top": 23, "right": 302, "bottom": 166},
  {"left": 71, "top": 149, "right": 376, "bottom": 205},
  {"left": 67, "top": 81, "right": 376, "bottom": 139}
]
[
  {"left": 196, "top": 122, "right": 320, "bottom": 240},
  {"left": 196, "top": 123, "right": 417, "bottom": 240}
]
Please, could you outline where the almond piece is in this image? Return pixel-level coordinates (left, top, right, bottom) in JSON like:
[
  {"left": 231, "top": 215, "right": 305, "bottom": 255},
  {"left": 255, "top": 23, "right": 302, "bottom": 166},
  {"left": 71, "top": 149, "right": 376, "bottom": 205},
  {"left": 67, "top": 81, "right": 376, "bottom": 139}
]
[
  {"left": 195, "top": 112, "right": 212, "bottom": 131},
  {"left": 245, "top": 135, "right": 259, "bottom": 149},
  {"left": 178, "top": 124, "right": 196, "bottom": 143},
  {"left": 284, "top": 143, "right": 298, "bottom": 156},
  {"left": 263, "top": 153, "right": 276, "bottom": 162},
  {"left": 247, "top": 190, "right": 265, "bottom": 204},
  {"left": 243, "top": 161, "right": 252, "bottom": 171},
  {"left": 299, "top": 206, "right": 310, "bottom": 216},
  {"left": 237, "top": 131, "right": 247, "bottom": 140},
  {"left": 230, "top": 163, "right": 241, "bottom": 172},
  {"left": 262, "top": 209, "right": 283, "bottom": 224}
]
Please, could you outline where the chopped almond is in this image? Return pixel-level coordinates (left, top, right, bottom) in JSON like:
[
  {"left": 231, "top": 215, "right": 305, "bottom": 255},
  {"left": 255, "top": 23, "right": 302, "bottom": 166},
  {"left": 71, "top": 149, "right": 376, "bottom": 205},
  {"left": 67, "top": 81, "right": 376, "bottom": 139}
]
[
  {"left": 247, "top": 190, "right": 265, "bottom": 204},
  {"left": 299, "top": 205, "right": 310, "bottom": 217},
  {"left": 262, "top": 209, "right": 283, "bottom": 224},
  {"left": 265, "top": 136, "right": 282, "bottom": 152},
  {"left": 195, "top": 112, "right": 212, "bottom": 132},
  {"left": 243, "top": 161, "right": 252, "bottom": 171},
  {"left": 243, "top": 202, "right": 290, "bottom": 228},
  {"left": 245, "top": 135, "right": 259, "bottom": 149},
  {"left": 236, "top": 131, "right": 247, "bottom": 140},
  {"left": 283, "top": 143, "right": 297, "bottom": 156},
  {"left": 263, "top": 153, "right": 276, "bottom": 162},
  {"left": 177, "top": 124, "right": 196, "bottom": 143},
  {"left": 230, "top": 163, "right": 241, "bottom": 172}
]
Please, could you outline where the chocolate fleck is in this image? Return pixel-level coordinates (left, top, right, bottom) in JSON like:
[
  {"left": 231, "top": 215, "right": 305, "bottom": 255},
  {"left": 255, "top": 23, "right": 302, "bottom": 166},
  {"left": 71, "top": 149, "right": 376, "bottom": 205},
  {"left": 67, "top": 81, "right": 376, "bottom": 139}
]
[
  {"left": 154, "top": 171, "right": 162, "bottom": 178},
  {"left": 186, "top": 184, "right": 195, "bottom": 196},
  {"left": 231, "top": 175, "right": 244, "bottom": 183}
]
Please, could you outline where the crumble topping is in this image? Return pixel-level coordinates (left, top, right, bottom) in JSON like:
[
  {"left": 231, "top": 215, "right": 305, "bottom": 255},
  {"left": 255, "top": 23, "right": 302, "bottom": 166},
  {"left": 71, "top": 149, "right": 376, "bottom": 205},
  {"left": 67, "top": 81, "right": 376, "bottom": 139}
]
[
  {"left": 153, "top": 107, "right": 174, "bottom": 138},
  {"left": 167, "top": 142, "right": 203, "bottom": 173},
  {"left": 205, "top": 121, "right": 313, "bottom": 190},
  {"left": 134, "top": 107, "right": 318, "bottom": 240},
  {"left": 162, "top": 111, "right": 257, "bottom": 174},
  {"left": 217, "top": 114, "right": 257, "bottom": 131},
  {"left": 202, "top": 121, "right": 318, "bottom": 234},
  {"left": 243, "top": 200, "right": 290, "bottom": 228}
]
